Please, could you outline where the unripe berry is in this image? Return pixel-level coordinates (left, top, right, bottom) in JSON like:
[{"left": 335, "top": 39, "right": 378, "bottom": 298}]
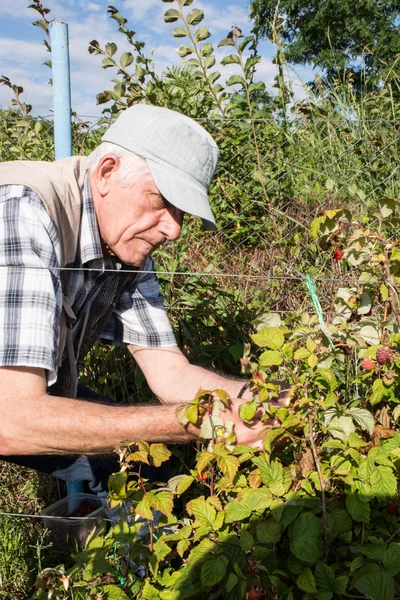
[
  {"left": 333, "top": 249, "right": 343, "bottom": 260},
  {"left": 376, "top": 347, "right": 391, "bottom": 365},
  {"left": 362, "top": 358, "right": 374, "bottom": 371}
]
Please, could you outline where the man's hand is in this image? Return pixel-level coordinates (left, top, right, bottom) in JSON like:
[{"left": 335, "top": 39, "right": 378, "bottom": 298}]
[{"left": 226, "top": 397, "right": 280, "bottom": 450}]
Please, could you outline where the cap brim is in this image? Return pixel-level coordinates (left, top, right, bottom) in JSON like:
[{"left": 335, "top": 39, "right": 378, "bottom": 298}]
[{"left": 146, "top": 159, "right": 216, "bottom": 231}]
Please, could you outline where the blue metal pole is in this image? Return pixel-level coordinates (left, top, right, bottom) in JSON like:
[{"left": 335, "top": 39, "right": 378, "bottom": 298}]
[{"left": 49, "top": 21, "right": 83, "bottom": 504}]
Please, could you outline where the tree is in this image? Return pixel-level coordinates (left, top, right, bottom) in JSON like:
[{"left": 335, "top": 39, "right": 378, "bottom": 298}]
[{"left": 250, "top": 0, "right": 400, "bottom": 89}]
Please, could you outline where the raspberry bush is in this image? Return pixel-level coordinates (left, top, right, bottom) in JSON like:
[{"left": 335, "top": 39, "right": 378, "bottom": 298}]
[{"left": 32, "top": 203, "right": 400, "bottom": 600}]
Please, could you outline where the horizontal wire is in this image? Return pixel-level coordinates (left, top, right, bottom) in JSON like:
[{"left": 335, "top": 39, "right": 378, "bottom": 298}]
[
  {"left": 0, "top": 510, "right": 113, "bottom": 522},
  {"left": 0, "top": 264, "right": 396, "bottom": 286},
  {"left": 0, "top": 265, "right": 394, "bottom": 285}
]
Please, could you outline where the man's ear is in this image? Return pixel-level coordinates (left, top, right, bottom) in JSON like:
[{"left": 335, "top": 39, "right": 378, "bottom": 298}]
[{"left": 91, "top": 154, "right": 121, "bottom": 196}]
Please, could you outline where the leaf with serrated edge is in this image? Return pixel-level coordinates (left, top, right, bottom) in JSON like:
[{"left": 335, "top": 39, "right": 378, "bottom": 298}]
[
  {"left": 176, "top": 475, "right": 195, "bottom": 496},
  {"left": 201, "top": 555, "right": 228, "bottom": 587},
  {"left": 149, "top": 443, "right": 171, "bottom": 467}
]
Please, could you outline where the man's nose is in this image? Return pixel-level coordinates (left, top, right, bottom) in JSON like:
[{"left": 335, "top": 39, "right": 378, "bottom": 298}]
[{"left": 161, "top": 207, "right": 184, "bottom": 241}]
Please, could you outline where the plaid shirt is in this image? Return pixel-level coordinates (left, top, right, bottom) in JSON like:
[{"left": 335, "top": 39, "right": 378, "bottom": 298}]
[{"left": 0, "top": 176, "right": 176, "bottom": 386}]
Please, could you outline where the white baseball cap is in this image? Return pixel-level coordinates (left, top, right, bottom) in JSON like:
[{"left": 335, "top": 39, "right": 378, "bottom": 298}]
[{"left": 102, "top": 105, "right": 219, "bottom": 230}]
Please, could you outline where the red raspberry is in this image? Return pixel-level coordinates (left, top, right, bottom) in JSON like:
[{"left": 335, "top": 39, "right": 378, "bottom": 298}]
[
  {"left": 247, "top": 591, "right": 261, "bottom": 600},
  {"left": 362, "top": 358, "right": 374, "bottom": 371},
  {"left": 376, "top": 347, "right": 391, "bottom": 365},
  {"left": 333, "top": 249, "right": 343, "bottom": 260},
  {"left": 197, "top": 472, "right": 208, "bottom": 482},
  {"left": 387, "top": 501, "right": 397, "bottom": 516}
]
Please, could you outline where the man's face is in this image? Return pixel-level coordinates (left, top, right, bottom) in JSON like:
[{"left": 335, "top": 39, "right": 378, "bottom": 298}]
[{"left": 92, "top": 158, "right": 184, "bottom": 266}]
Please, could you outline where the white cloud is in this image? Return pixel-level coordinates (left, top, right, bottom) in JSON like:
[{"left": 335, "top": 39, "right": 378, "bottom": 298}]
[
  {"left": 122, "top": 0, "right": 163, "bottom": 23},
  {"left": 87, "top": 3, "right": 102, "bottom": 12}
]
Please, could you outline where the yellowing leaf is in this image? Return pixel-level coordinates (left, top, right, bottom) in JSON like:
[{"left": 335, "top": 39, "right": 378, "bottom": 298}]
[
  {"left": 185, "top": 403, "right": 199, "bottom": 425},
  {"left": 259, "top": 350, "right": 283, "bottom": 366},
  {"left": 251, "top": 327, "right": 285, "bottom": 349},
  {"left": 135, "top": 495, "right": 153, "bottom": 520},
  {"left": 149, "top": 491, "right": 174, "bottom": 517},
  {"left": 176, "top": 475, "right": 195, "bottom": 496},
  {"left": 149, "top": 444, "right": 171, "bottom": 467},
  {"left": 215, "top": 452, "right": 240, "bottom": 481}
]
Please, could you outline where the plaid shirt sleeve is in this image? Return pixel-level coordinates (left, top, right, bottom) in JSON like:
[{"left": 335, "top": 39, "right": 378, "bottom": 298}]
[
  {"left": 0, "top": 185, "right": 62, "bottom": 384},
  {"left": 100, "top": 258, "right": 177, "bottom": 347}
]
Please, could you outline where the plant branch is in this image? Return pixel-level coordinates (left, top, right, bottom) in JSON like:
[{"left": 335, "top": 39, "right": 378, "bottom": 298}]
[{"left": 308, "top": 413, "right": 329, "bottom": 560}]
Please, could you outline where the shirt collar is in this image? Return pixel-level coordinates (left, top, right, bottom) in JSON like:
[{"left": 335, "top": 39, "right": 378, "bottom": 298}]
[{"left": 78, "top": 172, "right": 104, "bottom": 264}]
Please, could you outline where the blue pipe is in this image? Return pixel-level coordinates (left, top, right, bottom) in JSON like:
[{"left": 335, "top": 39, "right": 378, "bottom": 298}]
[{"left": 49, "top": 21, "right": 83, "bottom": 506}]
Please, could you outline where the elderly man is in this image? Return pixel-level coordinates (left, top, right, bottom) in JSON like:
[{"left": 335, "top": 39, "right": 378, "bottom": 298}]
[{"left": 0, "top": 105, "right": 271, "bottom": 490}]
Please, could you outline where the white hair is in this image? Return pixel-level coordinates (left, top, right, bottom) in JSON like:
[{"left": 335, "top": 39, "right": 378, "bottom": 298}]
[{"left": 86, "top": 141, "right": 151, "bottom": 187}]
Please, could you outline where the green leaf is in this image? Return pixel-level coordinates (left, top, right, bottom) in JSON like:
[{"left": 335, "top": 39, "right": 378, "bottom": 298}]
[
  {"left": 353, "top": 570, "right": 394, "bottom": 600},
  {"left": 221, "top": 54, "right": 241, "bottom": 66},
  {"left": 347, "top": 407, "right": 375, "bottom": 435},
  {"left": 289, "top": 513, "right": 323, "bottom": 565},
  {"left": 163, "top": 8, "right": 181, "bottom": 22},
  {"left": 101, "top": 585, "right": 130, "bottom": 599},
  {"left": 239, "top": 400, "right": 258, "bottom": 422},
  {"left": 153, "top": 539, "right": 172, "bottom": 562},
  {"left": 256, "top": 520, "right": 282, "bottom": 544},
  {"left": 201, "top": 555, "right": 228, "bottom": 587},
  {"left": 333, "top": 576, "right": 348, "bottom": 595},
  {"left": 346, "top": 495, "right": 370, "bottom": 523},
  {"left": 177, "top": 44, "right": 194, "bottom": 58},
  {"left": 296, "top": 568, "right": 317, "bottom": 593},
  {"left": 186, "top": 497, "right": 216, "bottom": 528},
  {"left": 294, "top": 347, "right": 311, "bottom": 360},
  {"left": 173, "top": 26, "right": 188, "bottom": 38},
  {"left": 315, "top": 562, "right": 334, "bottom": 592},
  {"left": 136, "top": 495, "right": 153, "bottom": 520},
  {"left": 200, "top": 43, "right": 213, "bottom": 57},
  {"left": 328, "top": 415, "right": 355, "bottom": 441},
  {"left": 177, "top": 539, "right": 190, "bottom": 558},
  {"left": 226, "top": 75, "right": 247, "bottom": 87},
  {"left": 176, "top": 475, "right": 195, "bottom": 496},
  {"left": 149, "top": 443, "right": 171, "bottom": 467},
  {"left": 370, "top": 467, "right": 397, "bottom": 498},
  {"left": 101, "top": 57, "right": 115, "bottom": 68},
  {"left": 105, "top": 42, "right": 117, "bottom": 56},
  {"left": 194, "top": 26, "right": 210, "bottom": 42},
  {"left": 253, "top": 457, "right": 288, "bottom": 496},
  {"left": 203, "top": 56, "right": 216, "bottom": 69},
  {"left": 215, "top": 452, "right": 240, "bottom": 481},
  {"left": 120, "top": 52, "right": 133, "bottom": 68},
  {"left": 186, "top": 8, "right": 204, "bottom": 26},
  {"left": 251, "top": 327, "right": 285, "bottom": 349},
  {"left": 239, "top": 530, "right": 254, "bottom": 551},
  {"left": 225, "top": 501, "right": 251, "bottom": 523},
  {"left": 149, "top": 491, "right": 174, "bottom": 517},
  {"left": 383, "top": 544, "right": 400, "bottom": 576},
  {"left": 108, "top": 472, "right": 127, "bottom": 499},
  {"left": 259, "top": 350, "right": 282, "bottom": 366},
  {"left": 370, "top": 379, "right": 390, "bottom": 406},
  {"left": 348, "top": 432, "right": 368, "bottom": 448},
  {"left": 218, "top": 37, "right": 236, "bottom": 47},
  {"left": 185, "top": 403, "right": 199, "bottom": 425}
]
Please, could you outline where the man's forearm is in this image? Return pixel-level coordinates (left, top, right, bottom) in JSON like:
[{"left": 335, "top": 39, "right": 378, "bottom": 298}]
[
  {"left": 129, "top": 345, "right": 246, "bottom": 404},
  {"left": 1, "top": 393, "right": 198, "bottom": 456}
]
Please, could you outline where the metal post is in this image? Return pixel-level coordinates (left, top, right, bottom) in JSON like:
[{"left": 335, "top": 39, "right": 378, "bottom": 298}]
[{"left": 50, "top": 21, "right": 83, "bottom": 504}]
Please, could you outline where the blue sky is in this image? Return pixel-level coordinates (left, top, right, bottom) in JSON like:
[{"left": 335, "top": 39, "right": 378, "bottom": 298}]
[{"left": 0, "top": 0, "right": 314, "bottom": 117}]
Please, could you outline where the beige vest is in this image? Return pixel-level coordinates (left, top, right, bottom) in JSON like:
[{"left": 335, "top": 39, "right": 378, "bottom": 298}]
[
  {"left": 0, "top": 157, "right": 87, "bottom": 265},
  {"left": 0, "top": 157, "right": 89, "bottom": 394}
]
